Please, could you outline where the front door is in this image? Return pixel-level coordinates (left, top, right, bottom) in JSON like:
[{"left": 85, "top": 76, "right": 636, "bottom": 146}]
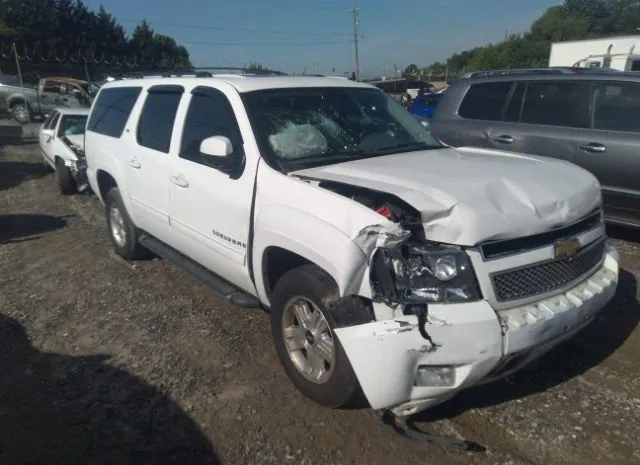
[
  {"left": 575, "top": 80, "right": 640, "bottom": 224},
  {"left": 168, "top": 84, "right": 259, "bottom": 294},
  {"left": 39, "top": 111, "right": 59, "bottom": 163}
]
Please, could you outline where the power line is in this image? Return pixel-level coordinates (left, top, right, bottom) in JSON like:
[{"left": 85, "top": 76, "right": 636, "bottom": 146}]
[
  {"left": 183, "top": 40, "right": 350, "bottom": 46},
  {"left": 119, "top": 19, "right": 351, "bottom": 37}
]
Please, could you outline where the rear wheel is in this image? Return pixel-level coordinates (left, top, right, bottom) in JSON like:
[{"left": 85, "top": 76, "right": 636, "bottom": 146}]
[
  {"left": 270, "top": 264, "right": 360, "bottom": 408},
  {"left": 104, "top": 187, "right": 147, "bottom": 260},
  {"left": 55, "top": 158, "right": 77, "bottom": 195}
]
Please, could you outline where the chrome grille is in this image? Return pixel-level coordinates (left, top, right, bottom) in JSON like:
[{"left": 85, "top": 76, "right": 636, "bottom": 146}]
[{"left": 490, "top": 238, "right": 606, "bottom": 302}]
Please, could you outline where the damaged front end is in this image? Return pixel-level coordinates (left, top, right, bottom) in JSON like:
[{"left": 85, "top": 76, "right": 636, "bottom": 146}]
[{"left": 61, "top": 135, "right": 90, "bottom": 193}]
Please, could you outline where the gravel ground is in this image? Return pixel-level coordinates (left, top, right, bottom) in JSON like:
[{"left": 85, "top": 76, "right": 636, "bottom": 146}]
[{"left": 1, "top": 140, "right": 639, "bottom": 465}]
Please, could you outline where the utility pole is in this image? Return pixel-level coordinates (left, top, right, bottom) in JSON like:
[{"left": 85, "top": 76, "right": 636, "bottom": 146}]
[{"left": 350, "top": 6, "right": 360, "bottom": 81}]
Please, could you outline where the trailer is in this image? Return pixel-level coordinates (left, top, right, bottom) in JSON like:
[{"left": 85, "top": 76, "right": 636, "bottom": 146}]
[{"left": 549, "top": 35, "right": 640, "bottom": 71}]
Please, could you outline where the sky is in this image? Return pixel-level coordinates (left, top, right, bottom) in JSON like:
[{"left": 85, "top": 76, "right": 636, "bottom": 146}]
[{"left": 82, "top": 0, "right": 561, "bottom": 78}]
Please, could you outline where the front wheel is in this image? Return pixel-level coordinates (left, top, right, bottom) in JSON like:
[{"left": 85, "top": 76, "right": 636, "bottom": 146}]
[
  {"left": 55, "top": 158, "right": 77, "bottom": 195},
  {"left": 11, "top": 103, "right": 30, "bottom": 124},
  {"left": 270, "top": 264, "right": 360, "bottom": 408}
]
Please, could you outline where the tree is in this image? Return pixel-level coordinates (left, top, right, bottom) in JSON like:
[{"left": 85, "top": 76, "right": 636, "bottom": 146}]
[
  {"left": 423, "top": 0, "right": 640, "bottom": 75},
  {"left": 0, "top": 0, "right": 190, "bottom": 67},
  {"left": 402, "top": 63, "right": 419, "bottom": 78}
]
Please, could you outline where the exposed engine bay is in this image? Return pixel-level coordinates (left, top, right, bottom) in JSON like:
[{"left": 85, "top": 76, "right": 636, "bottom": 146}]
[{"left": 316, "top": 179, "right": 482, "bottom": 348}]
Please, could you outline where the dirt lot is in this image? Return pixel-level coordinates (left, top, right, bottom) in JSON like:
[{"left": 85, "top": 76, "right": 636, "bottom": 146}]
[{"left": 1, "top": 140, "right": 639, "bottom": 465}]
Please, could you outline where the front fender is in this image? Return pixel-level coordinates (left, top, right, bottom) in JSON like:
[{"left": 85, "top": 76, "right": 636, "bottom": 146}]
[{"left": 252, "top": 204, "right": 370, "bottom": 307}]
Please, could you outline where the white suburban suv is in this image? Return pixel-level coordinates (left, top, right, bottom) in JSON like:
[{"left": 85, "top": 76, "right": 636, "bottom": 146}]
[{"left": 84, "top": 74, "right": 619, "bottom": 420}]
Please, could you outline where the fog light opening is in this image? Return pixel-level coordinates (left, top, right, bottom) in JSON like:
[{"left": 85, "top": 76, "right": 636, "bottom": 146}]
[{"left": 414, "top": 365, "right": 455, "bottom": 387}]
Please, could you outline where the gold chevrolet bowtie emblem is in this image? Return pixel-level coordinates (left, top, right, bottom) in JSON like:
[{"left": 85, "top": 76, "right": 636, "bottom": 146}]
[{"left": 554, "top": 238, "right": 581, "bottom": 259}]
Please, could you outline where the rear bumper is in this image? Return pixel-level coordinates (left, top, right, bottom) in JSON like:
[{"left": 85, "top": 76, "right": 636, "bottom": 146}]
[{"left": 335, "top": 244, "right": 619, "bottom": 417}]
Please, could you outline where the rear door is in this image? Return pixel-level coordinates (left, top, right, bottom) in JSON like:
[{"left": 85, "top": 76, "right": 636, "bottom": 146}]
[
  {"left": 575, "top": 80, "right": 640, "bottom": 224},
  {"left": 483, "top": 80, "right": 589, "bottom": 163},
  {"left": 431, "top": 80, "right": 513, "bottom": 147}
]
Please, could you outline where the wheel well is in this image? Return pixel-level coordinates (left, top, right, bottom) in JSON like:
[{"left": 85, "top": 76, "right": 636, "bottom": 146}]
[
  {"left": 262, "top": 247, "right": 315, "bottom": 297},
  {"left": 96, "top": 170, "right": 117, "bottom": 201},
  {"left": 9, "top": 99, "right": 26, "bottom": 109}
]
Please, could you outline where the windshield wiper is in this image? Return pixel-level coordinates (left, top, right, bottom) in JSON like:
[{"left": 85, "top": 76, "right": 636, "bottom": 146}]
[{"left": 371, "top": 142, "right": 438, "bottom": 155}]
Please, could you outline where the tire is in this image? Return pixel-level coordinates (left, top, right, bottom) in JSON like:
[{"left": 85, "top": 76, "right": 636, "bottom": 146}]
[
  {"left": 11, "top": 102, "right": 30, "bottom": 124},
  {"left": 55, "top": 158, "right": 77, "bottom": 195},
  {"left": 270, "top": 264, "right": 360, "bottom": 408},
  {"left": 104, "top": 187, "right": 146, "bottom": 260}
]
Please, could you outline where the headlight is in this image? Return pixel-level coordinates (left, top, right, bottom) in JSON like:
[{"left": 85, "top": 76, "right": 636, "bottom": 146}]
[{"left": 372, "top": 242, "right": 481, "bottom": 304}]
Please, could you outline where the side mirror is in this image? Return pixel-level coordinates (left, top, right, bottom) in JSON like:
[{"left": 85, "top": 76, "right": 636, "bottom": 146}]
[
  {"left": 199, "top": 135, "right": 234, "bottom": 172},
  {"left": 200, "top": 135, "right": 233, "bottom": 158}
]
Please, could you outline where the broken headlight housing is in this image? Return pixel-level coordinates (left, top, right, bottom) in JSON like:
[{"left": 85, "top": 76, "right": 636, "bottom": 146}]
[{"left": 372, "top": 242, "right": 481, "bottom": 304}]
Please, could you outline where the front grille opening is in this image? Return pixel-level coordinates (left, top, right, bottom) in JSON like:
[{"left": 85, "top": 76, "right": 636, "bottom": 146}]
[
  {"left": 491, "top": 237, "right": 606, "bottom": 302},
  {"left": 480, "top": 209, "right": 602, "bottom": 261}
]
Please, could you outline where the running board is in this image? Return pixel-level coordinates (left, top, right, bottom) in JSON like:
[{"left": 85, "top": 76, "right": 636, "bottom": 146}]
[{"left": 138, "top": 233, "right": 261, "bottom": 308}]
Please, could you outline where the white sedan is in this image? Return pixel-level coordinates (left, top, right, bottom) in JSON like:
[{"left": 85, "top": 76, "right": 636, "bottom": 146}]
[{"left": 39, "top": 107, "right": 90, "bottom": 195}]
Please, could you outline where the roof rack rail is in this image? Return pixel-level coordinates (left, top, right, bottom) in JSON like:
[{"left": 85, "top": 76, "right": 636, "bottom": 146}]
[
  {"left": 463, "top": 66, "right": 625, "bottom": 79},
  {"left": 112, "top": 67, "right": 287, "bottom": 81}
]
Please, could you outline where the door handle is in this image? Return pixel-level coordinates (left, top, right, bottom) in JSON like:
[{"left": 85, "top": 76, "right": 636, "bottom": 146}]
[
  {"left": 579, "top": 143, "right": 606, "bottom": 153},
  {"left": 128, "top": 158, "right": 141, "bottom": 169},
  {"left": 170, "top": 174, "right": 189, "bottom": 188},
  {"left": 492, "top": 135, "right": 514, "bottom": 144}
]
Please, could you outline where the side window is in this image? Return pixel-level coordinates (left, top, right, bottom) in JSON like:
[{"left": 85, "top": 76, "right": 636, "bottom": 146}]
[
  {"left": 458, "top": 82, "right": 513, "bottom": 121},
  {"left": 49, "top": 112, "right": 61, "bottom": 130},
  {"left": 43, "top": 111, "right": 58, "bottom": 129},
  {"left": 87, "top": 87, "right": 142, "bottom": 138},
  {"left": 503, "top": 82, "right": 526, "bottom": 122},
  {"left": 136, "top": 86, "right": 183, "bottom": 153},
  {"left": 180, "top": 88, "right": 244, "bottom": 164},
  {"left": 593, "top": 81, "right": 640, "bottom": 132},
  {"left": 520, "top": 81, "right": 589, "bottom": 128},
  {"left": 42, "top": 80, "right": 63, "bottom": 94}
]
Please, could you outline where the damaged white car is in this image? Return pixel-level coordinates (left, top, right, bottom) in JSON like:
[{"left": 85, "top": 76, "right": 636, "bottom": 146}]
[
  {"left": 39, "top": 107, "right": 90, "bottom": 195},
  {"left": 84, "top": 77, "right": 619, "bottom": 440}
]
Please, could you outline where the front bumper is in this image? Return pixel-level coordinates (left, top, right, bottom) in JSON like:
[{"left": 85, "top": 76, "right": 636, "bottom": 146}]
[
  {"left": 64, "top": 158, "right": 90, "bottom": 192},
  {"left": 334, "top": 244, "right": 619, "bottom": 417}
]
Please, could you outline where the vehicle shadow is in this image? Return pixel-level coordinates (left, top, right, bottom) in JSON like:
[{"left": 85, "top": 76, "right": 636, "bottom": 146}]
[
  {"left": 414, "top": 267, "right": 639, "bottom": 423},
  {"left": 0, "top": 161, "right": 50, "bottom": 192},
  {"left": 0, "top": 314, "right": 221, "bottom": 465},
  {"left": 0, "top": 213, "right": 71, "bottom": 244}
]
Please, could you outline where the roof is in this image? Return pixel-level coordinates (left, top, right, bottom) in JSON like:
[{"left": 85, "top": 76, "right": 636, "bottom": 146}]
[
  {"left": 101, "top": 75, "right": 375, "bottom": 93},
  {"left": 52, "top": 107, "right": 91, "bottom": 116}
]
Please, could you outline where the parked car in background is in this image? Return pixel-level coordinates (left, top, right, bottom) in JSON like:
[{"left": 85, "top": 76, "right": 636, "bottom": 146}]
[
  {"left": 39, "top": 107, "right": 90, "bottom": 195},
  {"left": 408, "top": 92, "right": 442, "bottom": 119},
  {"left": 430, "top": 67, "right": 640, "bottom": 228},
  {"left": 0, "top": 75, "right": 93, "bottom": 123}
]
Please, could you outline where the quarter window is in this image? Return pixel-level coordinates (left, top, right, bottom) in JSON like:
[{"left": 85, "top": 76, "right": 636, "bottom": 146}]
[
  {"left": 458, "top": 82, "right": 513, "bottom": 121},
  {"left": 520, "top": 81, "right": 589, "bottom": 128},
  {"left": 592, "top": 82, "right": 640, "bottom": 132},
  {"left": 87, "top": 87, "right": 142, "bottom": 138},
  {"left": 137, "top": 87, "right": 183, "bottom": 153}
]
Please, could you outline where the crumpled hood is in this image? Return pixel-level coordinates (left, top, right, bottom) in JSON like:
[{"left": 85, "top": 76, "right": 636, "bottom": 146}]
[
  {"left": 290, "top": 146, "right": 602, "bottom": 246},
  {"left": 63, "top": 134, "right": 84, "bottom": 150}
]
